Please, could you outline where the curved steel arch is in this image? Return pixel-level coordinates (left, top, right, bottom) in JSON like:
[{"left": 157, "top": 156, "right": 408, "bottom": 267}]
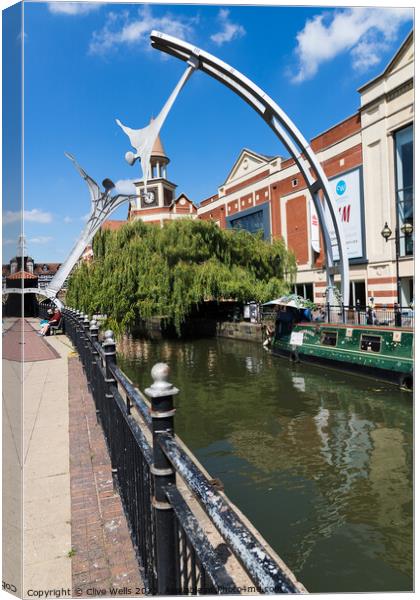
[{"left": 150, "top": 30, "right": 349, "bottom": 306}]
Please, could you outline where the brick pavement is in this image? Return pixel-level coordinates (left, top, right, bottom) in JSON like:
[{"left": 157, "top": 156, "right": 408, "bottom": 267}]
[
  {"left": 68, "top": 356, "right": 144, "bottom": 596},
  {"left": 3, "top": 318, "right": 60, "bottom": 362}
]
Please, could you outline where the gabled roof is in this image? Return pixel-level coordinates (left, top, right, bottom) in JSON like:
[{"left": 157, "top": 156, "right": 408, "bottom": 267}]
[
  {"left": 171, "top": 193, "right": 198, "bottom": 211},
  {"left": 223, "top": 148, "right": 277, "bottom": 185},
  {"left": 358, "top": 30, "right": 413, "bottom": 93},
  {"left": 7, "top": 270, "right": 38, "bottom": 280},
  {"left": 173, "top": 193, "right": 193, "bottom": 204}
]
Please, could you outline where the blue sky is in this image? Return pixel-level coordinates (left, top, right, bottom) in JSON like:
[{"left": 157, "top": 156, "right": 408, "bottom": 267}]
[{"left": 2, "top": 1, "right": 413, "bottom": 262}]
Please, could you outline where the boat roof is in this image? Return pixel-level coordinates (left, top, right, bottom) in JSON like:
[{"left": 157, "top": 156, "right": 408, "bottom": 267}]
[{"left": 297, "top": 322, "right": 413, "bottom": 333}]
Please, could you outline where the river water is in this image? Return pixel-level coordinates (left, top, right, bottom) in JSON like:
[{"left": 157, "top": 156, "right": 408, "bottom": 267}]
[{"left": 118, "top": 335, "right": 413, "bottom": 593}]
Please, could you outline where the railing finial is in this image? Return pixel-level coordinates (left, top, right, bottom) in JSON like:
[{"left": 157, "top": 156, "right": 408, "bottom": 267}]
[
  {"left": 103, "top": 329, "right": 115, "bottom": 344},
  {"left": 146, "top": 363, "right": 179, "bottom": 398}
]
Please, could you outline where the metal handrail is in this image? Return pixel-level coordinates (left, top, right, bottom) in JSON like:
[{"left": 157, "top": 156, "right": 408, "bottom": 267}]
[
  {"left": 158, "top": 432, "right": 300, "bottom": 593},
  {"left": 58, "top": 306, "right": 306, "bottom": 594}
]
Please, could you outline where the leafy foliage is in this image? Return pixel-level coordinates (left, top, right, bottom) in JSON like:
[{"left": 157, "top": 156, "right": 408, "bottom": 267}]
[{"left": 66, "top": 219, "right": 296, "bottom": 335}]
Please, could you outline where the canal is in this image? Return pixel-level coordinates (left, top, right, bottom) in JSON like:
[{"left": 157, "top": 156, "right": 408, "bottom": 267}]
[{"left": 118, "top": 335, "right": 413, "bottom": 593}]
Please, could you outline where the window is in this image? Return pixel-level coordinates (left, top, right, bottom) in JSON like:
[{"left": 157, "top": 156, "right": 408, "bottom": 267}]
[
  {"left": 395, "top": 125, "right": 413, "bottom": 256},
  {"left": 230, "top": 209, "right": 264, "bottom": 236},
  {"left": 360, "top": 334, "right": 381, "bottom": 353},
  {"left": 320, "top": 331, "right": 337, "bottom": 347},
  {"left": 293, "top": 283, "right": 314, "bottom": 302},
  {"left": 292, "top": 178, "right": 298, "bottom": 187}
]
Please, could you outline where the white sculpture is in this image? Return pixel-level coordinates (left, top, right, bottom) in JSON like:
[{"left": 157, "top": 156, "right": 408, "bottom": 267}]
[
  {"left": 44, "top": 153, "right": 137, "bottom": 305},
  {"left": 116, "top": 57, "right": 198, "bottom": 193}
]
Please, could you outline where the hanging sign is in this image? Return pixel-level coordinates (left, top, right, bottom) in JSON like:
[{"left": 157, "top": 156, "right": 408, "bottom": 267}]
[
  {"left": 325, "top": 167, "right": 364, "bottom": 260},
  {"left": 310, "top": 198, "right": 320, "bottom": 253}
]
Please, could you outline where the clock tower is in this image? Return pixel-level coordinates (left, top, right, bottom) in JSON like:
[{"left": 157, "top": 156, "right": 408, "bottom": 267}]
[{"left": 128, "top": 128, "right": 177, "bottom": 223}]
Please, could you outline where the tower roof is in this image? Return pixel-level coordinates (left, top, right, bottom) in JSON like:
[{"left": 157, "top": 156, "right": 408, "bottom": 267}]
[
  {"left": 151, "top": 132, "right": 168, "bottom": 160},
  {"left": 149, "top": 118, "right": 168, "bottom": 161}
]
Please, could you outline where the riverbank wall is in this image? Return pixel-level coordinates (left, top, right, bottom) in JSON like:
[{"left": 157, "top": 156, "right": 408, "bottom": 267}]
[{"left": 134, "top": 317, "right": 264, "bottom": 343}]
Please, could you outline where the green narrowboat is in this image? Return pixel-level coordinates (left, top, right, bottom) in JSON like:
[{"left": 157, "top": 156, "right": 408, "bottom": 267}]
[{"left": 269, "top": 301, "right": 413, "bottom": 389}]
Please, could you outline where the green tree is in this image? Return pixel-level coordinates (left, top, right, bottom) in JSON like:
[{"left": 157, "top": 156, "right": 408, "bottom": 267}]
[{"left": 66, "top": 219, "right": 296, "bottom": 335}]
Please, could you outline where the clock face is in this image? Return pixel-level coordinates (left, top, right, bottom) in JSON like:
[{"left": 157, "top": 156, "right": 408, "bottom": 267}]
[{"left": 142, "top": 190, "right": 155, "bottom": 205}]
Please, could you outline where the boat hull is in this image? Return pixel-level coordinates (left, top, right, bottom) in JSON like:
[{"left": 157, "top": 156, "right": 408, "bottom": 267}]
[{"left": 271, "top": 322, "right": 413, "bottom": 389}]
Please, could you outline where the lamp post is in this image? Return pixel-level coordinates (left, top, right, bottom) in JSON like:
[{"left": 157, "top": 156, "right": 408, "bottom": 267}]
[{"left": 381, "top": 221, "right": 413, "bottom": 305}]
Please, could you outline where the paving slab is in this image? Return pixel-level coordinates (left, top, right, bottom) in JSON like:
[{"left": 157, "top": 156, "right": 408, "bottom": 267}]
[{"left": 22, "top": 319, "right": 72, "bottom": 598}]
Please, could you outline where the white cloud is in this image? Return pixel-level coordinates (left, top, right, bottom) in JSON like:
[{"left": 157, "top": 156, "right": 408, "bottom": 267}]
[
  {"left": 28, "top": 236, "right": 53, "bottom": 244},
  {"left": 4, "top": 209, "right": 53, "bottom": 224},
  {"left": 89, "top": 6, "right": 198, "bottom": 55},
  {"left": 3, "top": 239, "right": 17, "bottom": 246},
  {"left": 210, "top": 9, "right": 245, "bottom": 46},
  {"left": 114, "top": 179, "right": 137, "bottom": 196},
  {"left": 292, "top": 7, "right": 413, "bottom": 83},
  {"left": 64, "top": 216, "right": 74, "bottom": 223},
  {"left": 48, "top": 2, "right": 100, "bottom": 16}
]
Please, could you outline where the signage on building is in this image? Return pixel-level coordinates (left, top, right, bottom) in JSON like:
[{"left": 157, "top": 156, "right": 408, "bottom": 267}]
[
  {"left": 310, "top": 198, "right": 320, "bottom": 253},
  {"left": 326, "top": 166, "right": 364, "bottom": 260}
]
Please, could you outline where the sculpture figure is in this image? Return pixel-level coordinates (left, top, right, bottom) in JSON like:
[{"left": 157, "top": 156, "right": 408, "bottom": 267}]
[
  {"left": 44, "top": 153, "right": 137, "bottom": 304},
  {"left": 116, "top": 56, "right": 198, "bottom": 194}
]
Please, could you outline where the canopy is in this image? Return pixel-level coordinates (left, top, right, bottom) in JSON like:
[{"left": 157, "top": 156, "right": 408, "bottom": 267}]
[{"left": 262, "top": 294, "right": 307, "bottom": 309}]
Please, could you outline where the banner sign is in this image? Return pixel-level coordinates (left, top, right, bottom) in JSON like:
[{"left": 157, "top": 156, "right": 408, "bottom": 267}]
[
  {"left": 325, "top": 167, "right": 364, "bottom": 260},
  {"left": 310, "top": 198, "right": 320, "bottom": 253}
]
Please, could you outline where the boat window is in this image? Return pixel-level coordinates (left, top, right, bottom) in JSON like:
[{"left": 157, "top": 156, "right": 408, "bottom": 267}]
[
  {"left": 360, "top": 334, "right": 381, "bottom": 353},
  {"left": 320, "top": 331, "right": 337, "bottom": 347}
]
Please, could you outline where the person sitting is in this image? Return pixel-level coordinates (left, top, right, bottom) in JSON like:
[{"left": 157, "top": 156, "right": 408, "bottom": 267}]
[{"left": 37, "top": 308, "right": 62, "bottom": 336}]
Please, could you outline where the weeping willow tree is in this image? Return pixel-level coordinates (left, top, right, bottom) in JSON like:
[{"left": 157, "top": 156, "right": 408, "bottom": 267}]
[{"left": 66, "top": 219, "right": 296, "bottom": 335}]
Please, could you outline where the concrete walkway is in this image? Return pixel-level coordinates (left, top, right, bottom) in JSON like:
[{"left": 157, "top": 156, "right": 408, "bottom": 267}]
[
  {"left": 23, "top": 320, "right": 73, "bottom": 595},
  {"left": 3, "top": 318, "right": 142, "bottom": 598}
]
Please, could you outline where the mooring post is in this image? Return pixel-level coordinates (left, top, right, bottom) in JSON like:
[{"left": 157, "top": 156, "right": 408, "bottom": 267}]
[
  {"left": 145, "top": 363, "right": 179, "bottom": 595},
  {"left": 103, "top": 330, "right": 118, "bottom": 481}
]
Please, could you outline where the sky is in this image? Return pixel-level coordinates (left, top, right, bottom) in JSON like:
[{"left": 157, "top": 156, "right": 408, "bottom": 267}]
[{"left": 2, "top": 0, "right": 414, "bottom": 262}]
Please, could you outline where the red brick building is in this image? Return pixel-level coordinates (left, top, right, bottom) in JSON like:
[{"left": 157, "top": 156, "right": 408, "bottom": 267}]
[{"left": 197, "top": 33, "right": 414, "bottom": 307}]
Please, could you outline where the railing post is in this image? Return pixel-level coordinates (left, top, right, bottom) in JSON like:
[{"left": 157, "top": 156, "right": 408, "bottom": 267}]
[
  {"left": 89, "top": 319, "right": 100, "bottom": 421},
  {"left": 394, "top": 303, "right": 402, "bottom": 327},
  {"left": 341, "top": 301, "right": 346, "bottom": 324},
  {"left": 103, "top": 330, "right": 118, "bottom": 477},
  {"left": 356, "top": 300, "right": 361, "bottom": 325},
  {"left": 77, "top": 312, "right": 85, "bottom": 360},
  {"left": 145, "top": 363, "right": 179, "bottom": 595},
  {"left": 83, "top": 314, "right": 92, "bottom": 386}
]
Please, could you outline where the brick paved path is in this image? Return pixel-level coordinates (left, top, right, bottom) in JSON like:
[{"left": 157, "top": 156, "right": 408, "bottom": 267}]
[
  {"left": 68, "top": 356, "right": 144, "bottom": 596},
  {"left": 3, "top": 318, "right": 60, "bottom": 362}
]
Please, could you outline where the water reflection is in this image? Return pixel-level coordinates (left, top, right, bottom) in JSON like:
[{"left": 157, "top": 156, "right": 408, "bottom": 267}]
[{"left": 118, "top": 335, "right": 412, "bottom": 593}]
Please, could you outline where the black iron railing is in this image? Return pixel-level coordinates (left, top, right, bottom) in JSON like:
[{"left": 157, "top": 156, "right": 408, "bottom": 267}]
[
  {"left": 261, "top": 303, "right": 414, "bottom": 329},
  {"left": 51, "top": 306, "right": 305, "bottom": 595}
]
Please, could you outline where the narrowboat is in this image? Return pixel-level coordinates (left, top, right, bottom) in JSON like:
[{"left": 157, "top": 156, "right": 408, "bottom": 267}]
[{"left": 266, "top": 297, "right": 414, "bottom": 389}]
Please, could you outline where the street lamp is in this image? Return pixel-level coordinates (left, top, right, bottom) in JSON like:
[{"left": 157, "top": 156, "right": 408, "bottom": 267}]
[{"left": 381, "top": 220, "right": 414, "bottom": 305}]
